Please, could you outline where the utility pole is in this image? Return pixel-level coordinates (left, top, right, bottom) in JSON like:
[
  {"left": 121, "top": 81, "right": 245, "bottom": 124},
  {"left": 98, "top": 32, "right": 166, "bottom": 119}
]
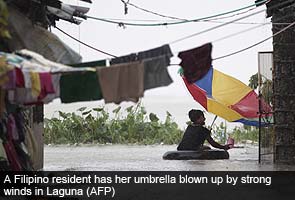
[{"left": 264, "top": 0, "right": 295, "bottom": 164}]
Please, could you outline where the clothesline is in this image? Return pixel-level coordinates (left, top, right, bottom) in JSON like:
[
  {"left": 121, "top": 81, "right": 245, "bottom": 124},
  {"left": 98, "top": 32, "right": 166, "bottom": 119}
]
[
  {"left": 3, "top": 16, "right": 295, "bottom": 107},
  {"left": 0, "top": 45, "right": 175, "bottom": 106}
]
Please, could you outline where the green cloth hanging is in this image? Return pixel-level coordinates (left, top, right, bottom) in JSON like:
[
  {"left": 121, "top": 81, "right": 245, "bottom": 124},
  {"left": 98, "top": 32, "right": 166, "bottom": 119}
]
[{"left": 60, "top": 60, "right": 106, "bottom": 103}]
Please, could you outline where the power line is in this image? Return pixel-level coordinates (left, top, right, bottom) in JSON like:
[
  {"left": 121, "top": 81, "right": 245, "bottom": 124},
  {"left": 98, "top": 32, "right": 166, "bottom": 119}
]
[
  {"left": 199, "top": 20, "right": 291, "bottom": 25},
  {"left": 213, "top": 21, "right": 295, "bottom": 61},
  {"left": 86, "top": 0, "right": 268, "bottom": 27},
  {"left": 205, "top": 6, "right": 257, "bottom": 21},
  {"left": 168, "top": 9, "right": 266, "bottom": 44},
  {"left": 54, "top": 26, "right": 117, "bottom": 58},
  {"left": 212, "top": 23, "right": 268, "bottom": 43},
  {"left": 168, "top": 0, "right": 295, "bottom": 45},
  {"left": 170, "top": 22, "right": 270, "bottom": 64},
  {"left": 92, "top": 17, "right": 293, "bottom": 26},
  {"left": 123, "top": 0, "right": 186, "bottom": 21},
  {"left": 53, "top": 1, "right": 292, "bottom": 61},
  {"left": 123, "top": 0, "right": 267, "bottom": 22}
]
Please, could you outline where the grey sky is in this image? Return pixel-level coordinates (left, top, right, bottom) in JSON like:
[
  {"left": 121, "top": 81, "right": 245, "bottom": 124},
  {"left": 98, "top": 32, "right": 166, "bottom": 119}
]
[{"left": 55, "top": 0, "right": 272, "bottom": 81}]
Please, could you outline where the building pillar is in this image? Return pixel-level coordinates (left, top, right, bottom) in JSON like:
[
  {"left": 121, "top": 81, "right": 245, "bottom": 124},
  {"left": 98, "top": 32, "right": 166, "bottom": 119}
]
[{"left": 271, "top": 3, "right": 295, "bottom": 164}]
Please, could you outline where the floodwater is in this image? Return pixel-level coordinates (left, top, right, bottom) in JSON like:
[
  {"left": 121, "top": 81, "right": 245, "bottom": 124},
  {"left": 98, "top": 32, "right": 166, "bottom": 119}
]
[{"left": 44, "top": 144, "right": 295, "bottom": 171}]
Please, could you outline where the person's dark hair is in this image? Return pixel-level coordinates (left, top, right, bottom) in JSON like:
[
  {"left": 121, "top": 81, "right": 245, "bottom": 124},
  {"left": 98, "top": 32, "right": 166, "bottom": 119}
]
[{"left": 188, "top": 109, "right": 204, "bottom": 122}]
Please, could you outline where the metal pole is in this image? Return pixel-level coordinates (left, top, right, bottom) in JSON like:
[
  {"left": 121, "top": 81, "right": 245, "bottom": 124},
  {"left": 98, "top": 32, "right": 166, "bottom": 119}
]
[
  {"left": 258, "top": 52, "right": 262, "bottom": 163},
  {"left": 209, "top": 115, "right": 218, "bottom": 131}
]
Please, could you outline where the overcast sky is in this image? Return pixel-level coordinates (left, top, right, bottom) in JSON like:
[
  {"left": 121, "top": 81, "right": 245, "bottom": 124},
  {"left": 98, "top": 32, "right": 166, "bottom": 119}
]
[
  {"left": 55, "top": 0, "right": 272, "bottom": 83},
  {"left": 46, "top": 0, "right": 273, "bottom": 129}
]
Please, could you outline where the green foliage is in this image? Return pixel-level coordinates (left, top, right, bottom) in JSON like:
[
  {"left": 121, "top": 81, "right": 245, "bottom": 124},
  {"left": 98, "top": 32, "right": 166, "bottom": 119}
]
[
  {"left": 248, "top": 73, "right": 273, "bottom": 105},
  {"left": 248, "top": 73, "right": 259, "bottom": 89},
  {"left": 211, "top": 122, "right": 227, "bottom": 144},
  {"left": 211, "top": 122, "right": 259, "bottom": 145},
  {"left": 231, "top": 126, "right": 258, "bottom": 144},
  {"left": 44, "top": 104, "right": 261, "bottom": 145},
  {"left": 44, "top": 104, "right": 183, "bottom": 145}
]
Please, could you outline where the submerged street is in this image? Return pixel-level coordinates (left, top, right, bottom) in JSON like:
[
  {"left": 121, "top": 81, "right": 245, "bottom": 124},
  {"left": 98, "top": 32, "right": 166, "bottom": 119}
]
[{"left": 44, "top": 144, "right": 295, "bottom": 171}]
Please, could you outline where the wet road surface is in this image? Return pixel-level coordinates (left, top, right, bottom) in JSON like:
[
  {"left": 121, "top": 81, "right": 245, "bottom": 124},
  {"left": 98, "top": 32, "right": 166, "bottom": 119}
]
[{"left": 44, "top": 144, "right": 295, "bottom": 171}]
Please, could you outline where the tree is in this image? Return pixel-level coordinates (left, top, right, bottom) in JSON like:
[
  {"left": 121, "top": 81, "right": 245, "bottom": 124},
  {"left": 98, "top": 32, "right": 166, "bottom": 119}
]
[{"left": 248, "top": 73, "right": 273, "bottom": 105}]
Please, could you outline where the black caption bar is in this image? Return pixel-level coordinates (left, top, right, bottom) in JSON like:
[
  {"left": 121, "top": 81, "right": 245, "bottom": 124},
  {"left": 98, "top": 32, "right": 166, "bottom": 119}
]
[{"left": 0, "top": 171, "right": 294, "bottom": 200}]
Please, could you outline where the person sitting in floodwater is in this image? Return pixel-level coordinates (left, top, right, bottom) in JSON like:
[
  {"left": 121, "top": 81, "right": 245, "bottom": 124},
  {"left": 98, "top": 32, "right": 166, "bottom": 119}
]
[{"left": 177, "top": 109, "right": 230, "bottom": 151}]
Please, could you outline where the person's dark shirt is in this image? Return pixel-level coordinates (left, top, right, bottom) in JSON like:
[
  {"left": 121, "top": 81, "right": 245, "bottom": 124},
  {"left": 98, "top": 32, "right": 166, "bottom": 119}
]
[{"left": 177, "top": 124, "right": 210, "bottom": 151}]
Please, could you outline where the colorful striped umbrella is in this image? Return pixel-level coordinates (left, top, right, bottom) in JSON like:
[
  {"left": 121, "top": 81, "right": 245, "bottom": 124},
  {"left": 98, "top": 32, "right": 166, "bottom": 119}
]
[{"left": 182, "top": 66, "right": 273, "bottom": 126}]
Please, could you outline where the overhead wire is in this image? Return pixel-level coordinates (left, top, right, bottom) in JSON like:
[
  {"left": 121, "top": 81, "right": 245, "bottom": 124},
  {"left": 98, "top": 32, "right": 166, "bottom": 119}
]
[
  {"left": 167, "top": 0, "right": 293, "bottom": 45},
  {"left": 213, "top": 21, "right": 295, "bottom": 60},
  {"left": 124, "top": 0, "right": 262, "bottom": 22},
  {"left": 199, "top": 20, "right": 291, "bottom": 25},
  {"left": 123, "top": 0, "right": 268, "bottom": 21},
  {"left": 86, "top": 0, "right": 268, "bottom": 27},
  {"left": 172, "top": 19, "right": 295, "bottom": 62},
  {"left": 122, "top": 0, "right": 186, "bottom": 21},
  {"left": 53, "top": 21, "right": 295, "bottom": 64},
  {"left": 168, "top": 9, "right": 266, "bottom": 44},
  {"left": 53, "top": 17, "right": 271, "bottom": 61},
  {"left": 211, "top": 23, "right": 268, "bottom": 43},
  {"left": 53, "top": 0, "right": 292, "bottom": 60},
  {"left": 169, "top": 22, "right": 271, "bottom": 65},
  {"left": 95, "top": 17, "right": 293, "bottom": 26},
  {"left": 54, "top": 26, "right": 118, "bottom": 58}
]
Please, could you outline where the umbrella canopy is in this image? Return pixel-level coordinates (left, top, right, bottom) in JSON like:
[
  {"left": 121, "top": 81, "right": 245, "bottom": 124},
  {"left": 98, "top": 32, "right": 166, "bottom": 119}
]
[{"left": 182, "top": 66, "right": 273, "bottom": 126}]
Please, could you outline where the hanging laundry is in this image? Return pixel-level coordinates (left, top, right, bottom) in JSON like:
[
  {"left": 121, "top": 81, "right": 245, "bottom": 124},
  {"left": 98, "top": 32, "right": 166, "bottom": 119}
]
[
  {"left": 15, "top": 67, "right": 25, "bottom": 87},
  {"left": 142, "top": 55, "right": 173, "bottom": 90},
  {"left": 0, "top": 89, "right": 5, "bottom": 117},
  {"left": 3, "top": 141, "right": 22, "bottom": 171},
  {"left": 0, "top": 138, "right": 8, "bottom": 163},
  {"left": 60, "top": 60, "right": 106, "bottom": 103},
  {"left": 42, "top": 74, "right": 61, "bottom": 104},
  {"left": 7, "top": 114, "right": 19, "bottom": 141},
  {"left": 22, "top": 71, "right": 32, "bottom": 89},
  {"left": 110, "top": 45, "right": 173, "bottom": 91},
  {"left": 0, "top": 138, "right": 10, "bottom": 171},
  {"left": 137, "top": 44, "right": 173, "bottom": 60},
  {"left": 29, "top": 72, "right": 41, "bottom": 97},
  {"left": 0, "top": 57, "right": 14, "bottom": 79},
  {"left": 1, "top": 50, "right": 95, "bottom": 74},
  {"left": 0, "top": 154, "right": 9, "bottom": 170},
  {"left": 3, "top": 69, "right": 16, "bottom": 90},
  {"left": 13, "top": 112, "right": 25, "bottom": 142},
  {"left": 14, "top": 142, "right": 33, "bottom": 171},
  {"left": 16, "top": 49, "right": 94, "bottom": 73},
  {"left": 98, "top": 61, "right": 144, "bottom": 104},
  {"left": 37, "top": 72, "right": 55, "bottom": 100},
  {"left": 0, "top": 57, "right": 12, "bottom": 86},
  {"left": 110, "top": 53, "right": 137, "bottom": 65},
  {"left": 138, "top": 45, "right": 173, "bottom": 90},
  {"left": 1, "top": 49, "right": 96, "bottom": 105},
  {"left": 24, "top": 124, "right": 38, "bottom": 170},
  {"left": 8, "top": 88, "right": 36, "bottom": 105},
  {"left": 0, "top": 76, "right": 9, "bottom": 86},
  {"left": 178, "top": 43, "right": 212, "bottom": 83}
]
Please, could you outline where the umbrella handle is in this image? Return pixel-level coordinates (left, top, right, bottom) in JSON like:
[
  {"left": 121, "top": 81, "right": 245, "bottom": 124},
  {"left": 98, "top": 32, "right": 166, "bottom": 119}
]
[{"left": 209, "top": 115, "right": 218, "bottom": 131}]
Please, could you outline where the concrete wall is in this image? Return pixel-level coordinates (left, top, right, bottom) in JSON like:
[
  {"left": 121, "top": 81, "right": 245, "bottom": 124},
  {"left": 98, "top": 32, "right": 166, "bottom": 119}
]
[{"left": 272, "top": 5, "right": 295, "bottom": 164}]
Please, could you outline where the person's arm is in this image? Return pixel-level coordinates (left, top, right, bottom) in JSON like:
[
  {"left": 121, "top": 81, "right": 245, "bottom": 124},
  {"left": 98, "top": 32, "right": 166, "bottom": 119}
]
[{"left": 207, "top": 135, "right": 230, "bottom": 150}]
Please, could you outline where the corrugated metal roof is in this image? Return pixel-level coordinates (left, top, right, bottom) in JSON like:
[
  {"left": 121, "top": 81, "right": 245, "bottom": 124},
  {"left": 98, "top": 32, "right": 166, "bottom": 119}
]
[{"left": 7, "top": 0, "right": 91, "bottom": 27}]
